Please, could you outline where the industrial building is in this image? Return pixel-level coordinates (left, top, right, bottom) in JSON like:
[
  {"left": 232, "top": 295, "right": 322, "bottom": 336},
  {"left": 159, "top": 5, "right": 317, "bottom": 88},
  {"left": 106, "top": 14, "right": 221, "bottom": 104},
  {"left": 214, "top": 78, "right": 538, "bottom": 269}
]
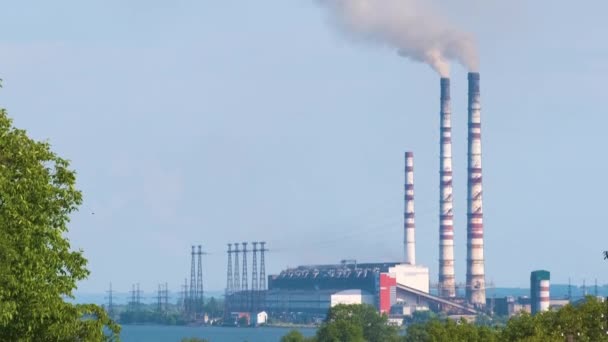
[
  {"left": 264, "top": 261, "right": 435, "bottom": 315},
  {"left": 224, "top": 73, "right": 489, "bottom": 319}
]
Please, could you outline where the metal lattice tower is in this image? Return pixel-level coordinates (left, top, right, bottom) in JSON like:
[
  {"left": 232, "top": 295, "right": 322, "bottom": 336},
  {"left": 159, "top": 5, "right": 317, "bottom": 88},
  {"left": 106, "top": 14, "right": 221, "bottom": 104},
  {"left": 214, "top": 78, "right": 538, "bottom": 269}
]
[
  {"left": 133, "top": 283, "right": 142, "bottom": 313},
  {"left": 233, "top": 243, "right": 240, "bottom": 291},
  {"left": 197, "top": 245, "right": 204, "bottom": 308},
  {"left": 137, "top": 283, "right": 142, "bottom": 309},
  {"left": 226, "top": 244, "right": 233, "bottom": 293},
  {"left": 157, "top": 284, "right": 163, "bottom": 312},
  {"left": 106, "top": 283, "right": 115, "bottom": 317},
  {"left": 164, "top": 282, "right": 169, "bottom": 313},
  {"left": 252, "top": 242, "right": 258, "bottom": 291},
  {"left": 595, "top": 279, "right": 598, "bottom": 297},
  {"left": 181, "top": 278, "right": 189, "bottom": 312},
  {"left": 130, "top": 284, "right": 136, "bottom": 311},
  {"left": 583, "top": 279, "right": 587, "bottom": 297},
  {"left": 190, "top": 246, "right": 196, "bottom": 310},
  {"left": 242, "top": 242, "right": 248, "bottom": 291},
  {"left": 260, "top": 242, "right": 266, "bottom": 290}
]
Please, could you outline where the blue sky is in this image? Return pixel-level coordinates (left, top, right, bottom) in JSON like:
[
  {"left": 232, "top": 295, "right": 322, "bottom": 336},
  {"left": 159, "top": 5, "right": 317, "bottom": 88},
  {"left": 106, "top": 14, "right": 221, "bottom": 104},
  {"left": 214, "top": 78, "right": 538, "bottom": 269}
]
[{"left": 1, "top": 1, "right": 607, "bottom": 295}]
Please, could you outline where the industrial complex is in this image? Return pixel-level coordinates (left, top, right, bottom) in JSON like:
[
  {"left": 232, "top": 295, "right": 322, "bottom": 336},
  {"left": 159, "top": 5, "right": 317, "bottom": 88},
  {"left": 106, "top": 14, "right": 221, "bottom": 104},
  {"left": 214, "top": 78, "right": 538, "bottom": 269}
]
[
  {"left": 222, "top": 73, "right": 494, "bottom": 322},
  {"left": 107, "top": 73, "right": 604, "bottom": 325}
]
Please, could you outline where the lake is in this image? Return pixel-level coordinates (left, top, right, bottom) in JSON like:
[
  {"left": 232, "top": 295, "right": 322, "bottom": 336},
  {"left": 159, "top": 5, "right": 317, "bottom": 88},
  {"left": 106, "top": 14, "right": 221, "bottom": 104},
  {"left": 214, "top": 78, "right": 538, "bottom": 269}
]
[{"left": 120, "top": 325, "right": 316, "bottom": 342}]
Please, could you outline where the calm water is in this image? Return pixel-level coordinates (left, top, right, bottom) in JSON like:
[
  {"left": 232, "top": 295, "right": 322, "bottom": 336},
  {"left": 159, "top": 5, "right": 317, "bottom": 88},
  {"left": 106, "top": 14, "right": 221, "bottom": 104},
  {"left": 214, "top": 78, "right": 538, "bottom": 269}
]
[{"left": 120, "top": 325, "right": 316, "bottom": 342}]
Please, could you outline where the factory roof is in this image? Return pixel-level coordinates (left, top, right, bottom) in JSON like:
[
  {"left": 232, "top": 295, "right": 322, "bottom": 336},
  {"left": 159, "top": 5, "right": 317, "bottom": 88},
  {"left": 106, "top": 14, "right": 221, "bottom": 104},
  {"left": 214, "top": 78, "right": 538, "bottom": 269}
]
[{"left": 272, "top": 262, "right": 399, "bottom": 280}]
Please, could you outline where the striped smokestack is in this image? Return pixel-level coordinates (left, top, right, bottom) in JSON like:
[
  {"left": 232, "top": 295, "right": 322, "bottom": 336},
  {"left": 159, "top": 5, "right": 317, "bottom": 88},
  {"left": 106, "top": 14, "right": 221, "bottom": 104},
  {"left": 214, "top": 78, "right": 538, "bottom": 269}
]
[
  {"left": 404, "top": 151, "right": 416, "bottom": 265},
  {"left": 466, "top": 72, "right": 486, "bottom": 307},
  {"left": 439, "top": 78, "right": 456, "bottom": 298}
]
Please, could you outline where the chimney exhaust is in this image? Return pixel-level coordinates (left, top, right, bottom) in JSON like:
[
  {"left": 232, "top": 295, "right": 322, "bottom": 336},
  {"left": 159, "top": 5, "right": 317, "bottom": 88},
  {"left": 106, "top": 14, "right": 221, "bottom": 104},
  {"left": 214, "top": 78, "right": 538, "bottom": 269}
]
[
  {"left": 465, "top": 72, "right": 486, "bottom": 307},
  {"left": 439, "top": 78, "right": 456, "bottom": 298}
]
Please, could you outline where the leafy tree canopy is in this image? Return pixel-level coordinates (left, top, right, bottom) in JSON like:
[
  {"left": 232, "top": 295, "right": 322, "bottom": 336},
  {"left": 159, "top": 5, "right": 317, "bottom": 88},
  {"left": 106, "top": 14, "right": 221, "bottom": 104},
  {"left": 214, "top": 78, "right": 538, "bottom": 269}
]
[
  {"left": 0, "top": 105, "right": 120, "bottom": 340},
  {"left": 281, "top": 330, "right": 310, "bottom": 342},
  {"left": 317, "top": 304, "right": 400, "bottom": 342},
  {"left": 181, "top": 338, "right": 209, "bottom": 342},
  {"left": 406, "top": 296, "right": 608, "bottom": 342},
  {"left": 283, "top": 297, "right": 608, "bottom": 342}
]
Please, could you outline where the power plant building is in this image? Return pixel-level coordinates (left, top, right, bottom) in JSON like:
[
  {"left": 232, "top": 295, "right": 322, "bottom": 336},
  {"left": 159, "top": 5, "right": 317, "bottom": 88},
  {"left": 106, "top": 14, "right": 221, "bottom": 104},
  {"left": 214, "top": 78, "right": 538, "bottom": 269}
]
[{"left": 264, "top": 261, "right": 434, "bottom": 315}]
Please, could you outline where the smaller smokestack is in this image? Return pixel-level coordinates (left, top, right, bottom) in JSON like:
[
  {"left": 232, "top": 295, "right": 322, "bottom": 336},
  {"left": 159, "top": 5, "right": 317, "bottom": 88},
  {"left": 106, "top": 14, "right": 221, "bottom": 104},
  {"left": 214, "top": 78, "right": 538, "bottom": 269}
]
[
  {"left": 439, "top": 77, "right": 456, "bottom": 298},
  {"left": 404, "top": 151, "right": 416, "bottom": 265},
  {"left": 531, "top": 270, "right": 550, "bottom": 314}
]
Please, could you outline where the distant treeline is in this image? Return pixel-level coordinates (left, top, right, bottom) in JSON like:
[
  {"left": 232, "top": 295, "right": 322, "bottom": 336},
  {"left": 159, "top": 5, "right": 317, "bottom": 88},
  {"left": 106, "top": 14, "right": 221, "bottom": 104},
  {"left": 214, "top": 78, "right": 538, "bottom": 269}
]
[
  {"left": 115, "top": 297, "right": 224, "bottom": 325},
  {"left": 282, "top": 297, "right": 608, "bottom": 342}
]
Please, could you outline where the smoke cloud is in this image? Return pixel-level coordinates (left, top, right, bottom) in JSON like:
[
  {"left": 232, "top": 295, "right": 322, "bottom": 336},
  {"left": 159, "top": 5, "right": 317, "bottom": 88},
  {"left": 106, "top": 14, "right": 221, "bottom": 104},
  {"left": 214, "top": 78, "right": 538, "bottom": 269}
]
[{"left": 316, "top": 0, "right": 479, "bottom": 76}]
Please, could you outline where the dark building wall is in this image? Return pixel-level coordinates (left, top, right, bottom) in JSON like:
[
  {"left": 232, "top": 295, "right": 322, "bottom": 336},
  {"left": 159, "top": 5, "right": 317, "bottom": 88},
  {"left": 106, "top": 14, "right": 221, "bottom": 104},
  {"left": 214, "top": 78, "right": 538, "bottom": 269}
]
[{"left": 268, "top": 263, "right": 398, "bottom": 293}]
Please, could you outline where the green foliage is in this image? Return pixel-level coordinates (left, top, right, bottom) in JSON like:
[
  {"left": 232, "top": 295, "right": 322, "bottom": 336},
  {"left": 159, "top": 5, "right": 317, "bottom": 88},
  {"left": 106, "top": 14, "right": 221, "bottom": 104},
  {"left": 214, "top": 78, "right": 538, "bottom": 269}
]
[
  {"left": 406, "top": 297, "right": 608, "bottom": 342},
  {"left": 119, "top": 309, "right": 186, "bottom": 325},
  {"left": 283, "top": 298, "right": 608, "bottom": 342},
  {"left": 204, "top": 297, "right": 223, "bottom": 318},
  {"left": 238, "top": 316, "right": 249, "bottom": 327},
  {"left": 315, "top": 304, "right": 400, "bottom": 342},
  {"left": 180, "top": 338, "right": 209, "bottom": 342},
  {"left": 405, "top": 318, "right": 500, "bottom": 342},
  {"left": 281, "top": 330, "right": 308, "bottom": 342},
  {"left": 408, "top": 309, "right": 439, "bottom": 324},
  {"left": 0, "top": 108, "right": 120, "bottom": 340}
]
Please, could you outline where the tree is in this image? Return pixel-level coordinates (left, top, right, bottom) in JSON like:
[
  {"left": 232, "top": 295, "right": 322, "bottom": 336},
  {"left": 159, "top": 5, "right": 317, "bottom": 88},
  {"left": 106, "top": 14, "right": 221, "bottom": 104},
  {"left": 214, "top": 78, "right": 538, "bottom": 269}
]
[
  {"left": 315, "top": 304, "right": 400, "bottom": 342},
  {"left": 181, "top": 338, "right": 209, "bottom": 342},
  {"left": 204, "top": 297, "right": 223, "bottom": 318},
  {"left": 404, "top": 297, "right": 608, "bottom": 342},
  {"left": 281, "top": 330, "right": 307, "bottom": 342},
  {"left": 0, "top": 105, "right": 120, "bottom": 340},
  {"left": 237, "top": 316, "right": 249, "bottom": 327}
]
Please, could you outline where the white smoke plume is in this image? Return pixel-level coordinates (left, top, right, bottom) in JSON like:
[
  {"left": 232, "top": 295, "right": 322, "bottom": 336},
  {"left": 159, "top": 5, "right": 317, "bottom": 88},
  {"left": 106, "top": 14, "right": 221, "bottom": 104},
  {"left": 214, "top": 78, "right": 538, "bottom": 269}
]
[{"left": 316, "top": 0, "right": 479, "bottom": 76}]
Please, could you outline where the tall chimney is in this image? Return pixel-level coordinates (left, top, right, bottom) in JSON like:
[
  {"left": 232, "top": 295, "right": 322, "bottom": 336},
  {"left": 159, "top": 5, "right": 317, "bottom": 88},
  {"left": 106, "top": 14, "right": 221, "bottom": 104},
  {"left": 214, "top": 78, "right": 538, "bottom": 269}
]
[
  {"left": 466, "top": 72, "right": 486, "bottom": 307},
  {"left": 404, "top": 151, "right": 416, "bottom": 265},
  {"left": 439, "top": 78, "right": 456, "bottom": 298}
]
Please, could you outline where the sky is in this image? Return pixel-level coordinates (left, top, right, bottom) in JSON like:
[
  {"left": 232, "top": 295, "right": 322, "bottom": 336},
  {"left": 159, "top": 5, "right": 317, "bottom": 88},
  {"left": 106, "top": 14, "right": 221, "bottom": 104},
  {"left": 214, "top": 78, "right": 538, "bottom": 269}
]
[{"left": 1, "top": 1, "right": 608, "bottom": 297}]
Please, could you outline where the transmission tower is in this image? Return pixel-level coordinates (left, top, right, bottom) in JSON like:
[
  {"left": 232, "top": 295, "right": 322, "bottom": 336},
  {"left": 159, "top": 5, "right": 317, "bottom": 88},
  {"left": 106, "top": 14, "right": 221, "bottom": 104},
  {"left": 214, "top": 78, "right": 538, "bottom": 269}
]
[
  {"left": 164, "top": 283, "right": 169, "bottom": 313},
  {"left": 583, "top": 279, "right": 587, "bottom": 297},
  {"left": 130, "top": 283, "right": 143, "bottom": 312},
  {"left": 130, "top": 284, "right": 136, "bottom": 311},
  {"left": 260, "top": 242, "right": 267, "bottom": 290},
  {"left": 136, "top": 283, "right": 142, "bottom": 311},
  {"left": 106, "top": 283, "right": 115, "bottom": 317},
  {"left": 190, "top": 245, "right": 196, "bottom": 313},
  {"left": 130, "top": 283, "right": 143, "bottom": 314},
  {"left": 233, "top": 243, "right": 240, "bottom": 291},
  {"left": 157, "top": 284, "right": 163, "bottom": 313},
  {"left": 595, "top": 279, "right": 598, "bottom": 297},
  {"left": 181, "top": 278, "right": 189, "bottom": 313},
  {"left": 242, "top": 242, "right": 248, "bottom": 291},
  {"left": 197, "top": 245, "right": 204, "bottom": 313},
  {"left": 226, "top": 244, "right": 233, "bottom": 294},
  {"left": 252, "top": 242, "right": 258, "bottom": 291}
]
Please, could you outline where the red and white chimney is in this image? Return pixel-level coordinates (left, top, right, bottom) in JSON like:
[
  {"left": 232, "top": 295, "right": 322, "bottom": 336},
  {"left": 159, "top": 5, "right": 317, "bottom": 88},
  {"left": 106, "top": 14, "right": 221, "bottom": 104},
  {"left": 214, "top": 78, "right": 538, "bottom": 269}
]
[
  {"left": 439, "top": 78, "right": 456, "bottom": 298},
  {"left": 465, "top": 72, "right": 486, "bottom": 307},
  {"left": 404, "top": 151, "right": 416, "bottom": 265}
]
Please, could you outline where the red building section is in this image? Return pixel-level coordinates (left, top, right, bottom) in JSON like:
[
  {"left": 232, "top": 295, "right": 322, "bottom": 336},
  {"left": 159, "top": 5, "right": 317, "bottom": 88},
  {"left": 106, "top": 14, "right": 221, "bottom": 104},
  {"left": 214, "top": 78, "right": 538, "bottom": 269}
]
[{"left": 378, "top": 273, "right": 397, "bottom": 314}]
